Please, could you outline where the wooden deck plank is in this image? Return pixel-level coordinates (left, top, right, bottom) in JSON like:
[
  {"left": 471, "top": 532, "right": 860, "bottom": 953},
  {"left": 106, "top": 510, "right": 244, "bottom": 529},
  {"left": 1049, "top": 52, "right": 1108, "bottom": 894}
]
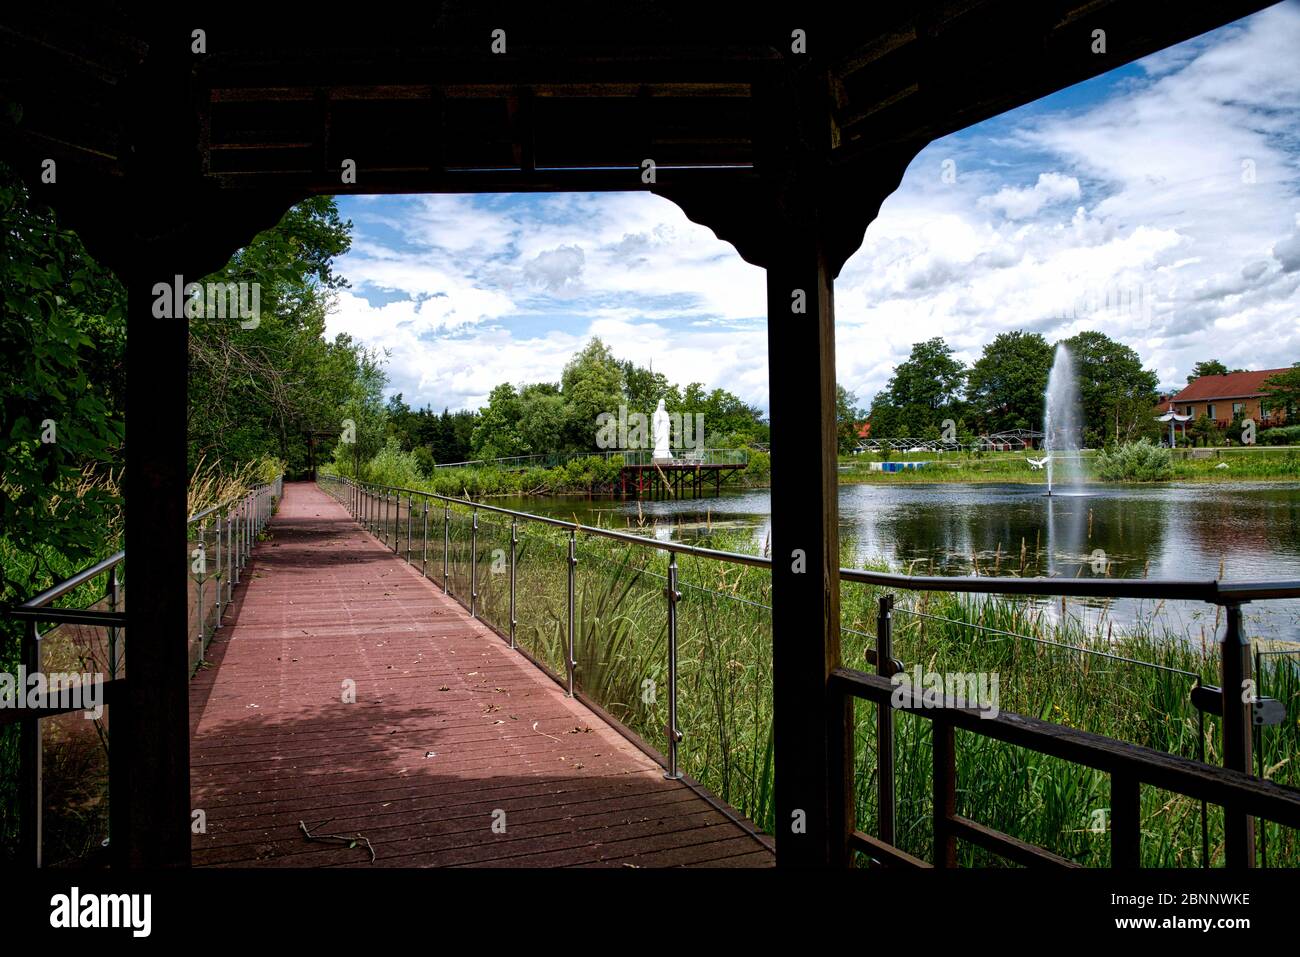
[{"left": 190, "top": 481, "right": 773, "bottom": 868}]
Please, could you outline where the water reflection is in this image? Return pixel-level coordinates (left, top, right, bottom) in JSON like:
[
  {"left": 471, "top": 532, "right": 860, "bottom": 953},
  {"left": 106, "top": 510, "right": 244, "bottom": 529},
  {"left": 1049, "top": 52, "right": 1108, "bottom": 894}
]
[{"left": 494, "top": 482, "right": 1300, "bottom": 642}]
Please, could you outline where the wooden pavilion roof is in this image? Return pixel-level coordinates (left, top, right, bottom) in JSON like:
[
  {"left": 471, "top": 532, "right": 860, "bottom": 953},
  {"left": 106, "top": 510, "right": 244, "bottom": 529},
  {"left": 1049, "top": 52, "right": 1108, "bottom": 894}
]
[{"left": 3, "top": 2, "right": 1274, "bottom": 197}]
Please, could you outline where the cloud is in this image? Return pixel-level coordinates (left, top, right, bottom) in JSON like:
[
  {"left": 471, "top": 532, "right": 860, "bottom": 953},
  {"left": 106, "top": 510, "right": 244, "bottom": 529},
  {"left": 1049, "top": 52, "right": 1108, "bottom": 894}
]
[
  {"left": 834, "top": 2, "right": 1300, "bottom": 401},
  {"left": 324, "top": 3, "right": 1300, "bottom": 416},
  {"left": 327, "top": 191, "right": 768, "bottom": 412},
  {"left": 978, "top": 172, "right": 1082, "bottom": 219},
  {"left": 523, "top": 244, "right": 585, "bottom": 292},
  {"left": 1274, "top": 230, "right": 1300, "bottom": 273}
]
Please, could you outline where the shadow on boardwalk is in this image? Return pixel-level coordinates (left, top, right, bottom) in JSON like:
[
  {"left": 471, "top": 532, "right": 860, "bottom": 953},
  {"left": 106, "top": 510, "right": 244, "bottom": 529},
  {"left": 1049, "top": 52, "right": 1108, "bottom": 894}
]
[{"left": 189, "top": 482, "right": 773, "bottom": 868}]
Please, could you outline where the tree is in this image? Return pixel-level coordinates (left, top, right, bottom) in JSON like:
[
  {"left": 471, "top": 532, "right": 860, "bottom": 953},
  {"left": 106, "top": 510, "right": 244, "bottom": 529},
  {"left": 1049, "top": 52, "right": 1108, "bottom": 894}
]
[
  {"left": 385, "top": 393, "right": 418, "bottom": 450},
  {"left": 0, "top": 160, "right": 124, "bottom": 598},
  {"left": 965, "top": 331, "right": 1053, "bottom": 434},
  {"left": 187, "top": 195, "right": 358, "bottom": 476},
  {"left": 1059, "top": 331, "right": 1159, "bottom": 447},
  {"left": 470, "top": 383, "right": 524, "bottom": 459},
  {"left": 1263, "top": 363, "right": 1300, "bottom": 420},
  {"left": 331, "top": 347, "right": 387, "bottom": 479},
  {"left": 560, "top": 338, "right": 625, "bottom": 451},
  {"left": 836, "top": 385, "right": 865, "bottom": 453},
  {"left": 619, "top": 360, "right": 671, "bottom": 415},
  {"left": 1187, "top": 359, "right": 1229, "bottom": 382},
  {"left": 864, "top": 391, "right": 903, "bottom": 440},
  {"left": 517, "top": 389, "right": 567, "bottom": 454},
  {"left": 877, "top": 337, "right": 967, "bottom": 437}
]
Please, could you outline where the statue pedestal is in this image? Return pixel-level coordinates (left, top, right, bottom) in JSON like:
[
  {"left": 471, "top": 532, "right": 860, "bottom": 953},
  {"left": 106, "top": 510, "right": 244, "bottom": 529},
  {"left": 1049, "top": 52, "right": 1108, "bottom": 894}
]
[{"left": 652, "top": 455, "right": 674, "bottom": 465}]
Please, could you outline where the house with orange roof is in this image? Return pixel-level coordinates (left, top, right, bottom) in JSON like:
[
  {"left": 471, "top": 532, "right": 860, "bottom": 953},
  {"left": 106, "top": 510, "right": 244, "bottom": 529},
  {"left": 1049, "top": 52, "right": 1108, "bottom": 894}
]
[{"left": 1166, "top": 368, "right": 1292, "bottom": 429}]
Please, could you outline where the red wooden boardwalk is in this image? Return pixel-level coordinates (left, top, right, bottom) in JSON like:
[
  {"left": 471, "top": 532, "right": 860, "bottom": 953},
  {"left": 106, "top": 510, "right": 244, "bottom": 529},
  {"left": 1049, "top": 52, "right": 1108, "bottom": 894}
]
[{"left": 189, "top": 482, "right": 774, "bottom": 867}]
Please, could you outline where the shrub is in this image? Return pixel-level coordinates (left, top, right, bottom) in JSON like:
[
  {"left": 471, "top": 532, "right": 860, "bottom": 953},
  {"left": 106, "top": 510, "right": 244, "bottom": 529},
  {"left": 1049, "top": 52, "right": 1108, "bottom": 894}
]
[
  {"left": 1260, "top": 425, "right": 1300, "bottom": 446},
  {"left": 1095, "top": 439, "right": 1173, "bottom": 482},
  {"left": 412, "top": 446, "right": 435, "bottom": 476},
  {"left": 365, "top": 436, "right": 424, "bottom": 489}
]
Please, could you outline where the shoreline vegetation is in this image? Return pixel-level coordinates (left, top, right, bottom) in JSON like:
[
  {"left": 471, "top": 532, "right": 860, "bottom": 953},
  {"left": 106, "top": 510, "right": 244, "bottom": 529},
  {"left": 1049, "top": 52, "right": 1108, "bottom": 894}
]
[
  {"left": 327, "top": 441, "right": 1299, "bottom": 500},
  {"left": 839, "top": 446, "right": 1300, "bottom": 485},
  {"left": 335, "top": 484, "right": 1299, "bottom": 867}
]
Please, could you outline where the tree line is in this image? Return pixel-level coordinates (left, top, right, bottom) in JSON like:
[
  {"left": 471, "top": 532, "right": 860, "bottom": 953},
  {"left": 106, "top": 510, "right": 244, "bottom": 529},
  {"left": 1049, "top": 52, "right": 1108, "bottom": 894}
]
[
  {"left": 339, "top": 337, "right": 771, "bottom": 473},
  {"left": 847, "top": 330, "right": 1168, "bottom": 450}
]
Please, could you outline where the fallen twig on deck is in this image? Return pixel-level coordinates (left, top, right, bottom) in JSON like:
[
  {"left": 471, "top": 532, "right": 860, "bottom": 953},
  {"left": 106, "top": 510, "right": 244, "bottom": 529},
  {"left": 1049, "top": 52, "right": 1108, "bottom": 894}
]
[{"left": 298, "top": 817, "right": 376, "bottom": 863}]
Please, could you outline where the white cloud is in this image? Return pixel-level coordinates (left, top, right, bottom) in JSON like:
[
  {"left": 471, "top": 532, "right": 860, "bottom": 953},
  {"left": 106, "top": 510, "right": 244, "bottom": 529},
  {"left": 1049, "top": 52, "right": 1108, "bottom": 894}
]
[
  {"left": 325, "top": 3, "right": 1300, "bottom": 417},
  {"left": 978, "top": 172, "right": 1082, "bottom": 219},
  {"left": 835, "top": 2, "right": 1300, "bottom": 402}
]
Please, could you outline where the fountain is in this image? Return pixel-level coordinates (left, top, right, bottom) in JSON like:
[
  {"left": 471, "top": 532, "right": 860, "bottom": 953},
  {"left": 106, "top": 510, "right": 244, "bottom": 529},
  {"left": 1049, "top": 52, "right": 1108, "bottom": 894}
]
[{"left": 1042, "top": 343, "right": 1083, "bottom": 496}]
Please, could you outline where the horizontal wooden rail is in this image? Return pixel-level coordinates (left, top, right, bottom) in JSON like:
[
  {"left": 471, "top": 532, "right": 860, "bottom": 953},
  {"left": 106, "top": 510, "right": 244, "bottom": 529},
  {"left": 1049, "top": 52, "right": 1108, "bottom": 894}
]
[
  {"left": 831, "top": 666, "right": 1300, "bottom": 868},
  {"left": 831, "top": 667, "right": 1300, "bottom": 828}
]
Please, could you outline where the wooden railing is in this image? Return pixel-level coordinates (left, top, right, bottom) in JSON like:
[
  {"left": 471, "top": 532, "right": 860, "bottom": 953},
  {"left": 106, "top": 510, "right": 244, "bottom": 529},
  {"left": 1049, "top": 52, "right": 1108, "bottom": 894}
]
[
  {"left": 832, "top": 567, "right": 1300, "bottom": 869},
  {"left": 830, "top": 667, "right": 1300, "bottom": 868}
]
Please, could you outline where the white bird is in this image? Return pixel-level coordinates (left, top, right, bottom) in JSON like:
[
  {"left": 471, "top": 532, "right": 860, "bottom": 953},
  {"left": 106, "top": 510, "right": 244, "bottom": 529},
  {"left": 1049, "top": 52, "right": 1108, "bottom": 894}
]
[
  {"left": 1215, "top": 462, "right": 1229, "bottom": 469},
  {"left": 1026, "top": 456, "right": 1049, "bottom": 470}
]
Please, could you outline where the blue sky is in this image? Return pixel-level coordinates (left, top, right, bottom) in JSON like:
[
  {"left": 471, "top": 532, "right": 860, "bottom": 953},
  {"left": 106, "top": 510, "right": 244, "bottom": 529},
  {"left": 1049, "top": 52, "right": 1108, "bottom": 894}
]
[{"left": 328, "top": 2, "right": 1300, "bottom": 415}]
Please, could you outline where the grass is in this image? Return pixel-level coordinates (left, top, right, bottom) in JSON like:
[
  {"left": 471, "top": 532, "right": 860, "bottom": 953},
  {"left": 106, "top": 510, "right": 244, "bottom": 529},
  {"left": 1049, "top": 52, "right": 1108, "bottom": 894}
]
[
  {"left": 839, "top": 447, "right": 1300, "bottom": 484},
  {"left": 326, "top": 474, "right": 1300, "bottom": 867},
  {"left": 0, "top": 455, "right": 284, "bottom": 864},
  {"left": 332, "top": 443, "right": 771, "bottom": 499}
]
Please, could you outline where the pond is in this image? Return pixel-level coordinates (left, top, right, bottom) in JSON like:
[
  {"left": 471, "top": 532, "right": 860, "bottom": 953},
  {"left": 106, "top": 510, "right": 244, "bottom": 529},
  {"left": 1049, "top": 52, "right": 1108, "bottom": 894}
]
[{"left": 493, "top": 482, "right": 1300, "bottom": 644}]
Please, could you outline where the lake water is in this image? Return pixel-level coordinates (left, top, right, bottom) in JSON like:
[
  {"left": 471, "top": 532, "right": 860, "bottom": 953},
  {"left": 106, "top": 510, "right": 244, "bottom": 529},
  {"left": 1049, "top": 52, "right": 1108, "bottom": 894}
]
[{"left": 495, "top": 482, "right": 1300, "bottom": 644}]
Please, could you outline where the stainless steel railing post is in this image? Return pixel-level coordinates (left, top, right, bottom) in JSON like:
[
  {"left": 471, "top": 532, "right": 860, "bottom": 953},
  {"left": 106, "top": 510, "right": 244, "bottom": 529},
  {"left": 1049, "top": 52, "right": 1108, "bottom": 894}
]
[
  {"left": 664, "top": 552, "right": 683, "bottom": 779},
  {"left": 20, "top": 619, "right": 42, "bottom": 866},
  {"left": 232, "top": 502, "right": 242, "bottom": 586},
  {"left": 422, "top": 498, "right": 430, "bottom": 576},
  {"left": 470, "top": 507, "right": 478, "bottom": 618},
  {"left": 108, "top": 564, "right": 121, "bottom": 677},
  {"left": 406, "top": 493, "right": 413, "bottom": 563},
  {"left": 214, "top": 508, "right": 223, "bottom": 630},
  {"left": 196, "top": 519, "right": 206, "bottom": 657},
  {"left": 443, "top": 504, "right": 450, "bottom": 594},
  {"left": 566, "top": 530, "right": 577, "bottom": 698},
  {"left": 509, "top": 517, "right": 517, "bottom": 650}
]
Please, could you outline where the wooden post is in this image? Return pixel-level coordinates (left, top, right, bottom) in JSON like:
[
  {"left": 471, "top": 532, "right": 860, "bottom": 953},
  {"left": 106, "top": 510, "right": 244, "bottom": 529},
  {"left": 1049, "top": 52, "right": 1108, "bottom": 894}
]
[
  {"left": 1221, "top": 603, "right": 1256, "bottom": 867},
  {"left": 654, "top": 76, "right": 918, "bottom": 870},
  {"left": 1110, "top": 772, "right": 1142, "bottom": 868},
  {"left": 115, "top": 264, "right": 193, "bottom": 867},
  {"left": 766, "top": 223, "right": 847, "bottom": 868},
  {"left": 932, "top": 720, "right": 958, "bottom": 867}
]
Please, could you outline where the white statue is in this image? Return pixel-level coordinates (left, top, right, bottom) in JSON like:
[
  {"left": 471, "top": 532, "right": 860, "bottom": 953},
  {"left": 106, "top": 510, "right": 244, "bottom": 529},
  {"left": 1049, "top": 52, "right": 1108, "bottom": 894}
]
[{"left": 652, "top": 398, "right": 672, "bottom": 463}]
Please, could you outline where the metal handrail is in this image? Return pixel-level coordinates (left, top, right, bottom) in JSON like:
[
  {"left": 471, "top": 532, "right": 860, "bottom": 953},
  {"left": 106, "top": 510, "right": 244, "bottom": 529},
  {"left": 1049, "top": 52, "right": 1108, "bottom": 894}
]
[
  {"left": 1, "top": 472, "right": 283, "bottom": 868},
  {"left": 331, "top": 476, "right": 770, "bottom": 568},
  {"left": 17, "top": 551, "right": 126, "bottom": 612},
  {"left": 321, "top": 470, "right": 1300, "bottom": 865},
  {"left": 323, "top": 474, "right": 1300, "bottom": 604}
]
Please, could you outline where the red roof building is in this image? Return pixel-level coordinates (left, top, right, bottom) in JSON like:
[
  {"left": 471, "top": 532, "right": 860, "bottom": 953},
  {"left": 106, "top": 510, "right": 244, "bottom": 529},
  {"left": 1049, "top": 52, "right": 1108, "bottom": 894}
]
[{"left": 1168, "top": 368, "right": 1291, "bottom": 427}]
